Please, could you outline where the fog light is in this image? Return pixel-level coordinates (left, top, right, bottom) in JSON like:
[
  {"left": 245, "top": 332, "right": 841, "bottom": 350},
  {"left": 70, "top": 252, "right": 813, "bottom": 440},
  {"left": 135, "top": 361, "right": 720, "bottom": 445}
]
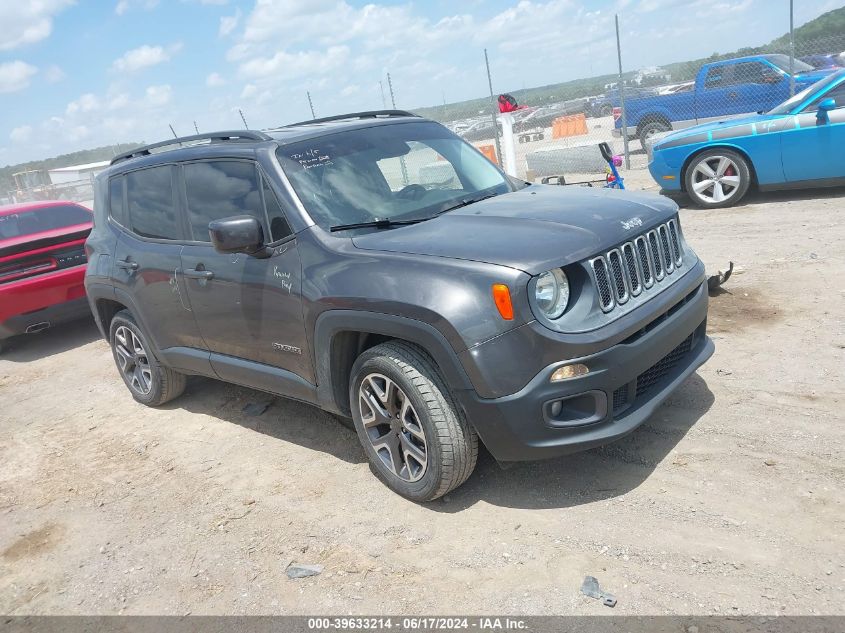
[
  {"left": 550, "top": 363, "right": 589, "bottom": 382},
  {"left": 550, "top": 401, "right": 563, "bottom": 417}
]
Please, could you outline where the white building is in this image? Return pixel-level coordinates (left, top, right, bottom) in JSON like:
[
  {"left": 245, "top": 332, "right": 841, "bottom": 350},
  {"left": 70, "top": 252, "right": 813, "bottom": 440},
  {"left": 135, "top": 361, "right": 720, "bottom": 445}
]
[{"left": 47, "top": 160, "right": 110, "bottom": 185}]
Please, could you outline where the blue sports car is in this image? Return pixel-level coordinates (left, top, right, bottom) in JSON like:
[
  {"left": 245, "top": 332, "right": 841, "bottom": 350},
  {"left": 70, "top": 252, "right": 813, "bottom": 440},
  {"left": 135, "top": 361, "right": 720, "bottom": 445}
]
[{"left": 649, "top": 68, "right": 845, "bottom": 208}]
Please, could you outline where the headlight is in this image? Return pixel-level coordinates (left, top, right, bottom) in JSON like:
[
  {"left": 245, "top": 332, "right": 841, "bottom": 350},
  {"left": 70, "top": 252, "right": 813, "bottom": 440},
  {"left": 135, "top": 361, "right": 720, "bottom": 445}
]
[{"left": 534, "top": 269, "right": 569, "bottom": 319}]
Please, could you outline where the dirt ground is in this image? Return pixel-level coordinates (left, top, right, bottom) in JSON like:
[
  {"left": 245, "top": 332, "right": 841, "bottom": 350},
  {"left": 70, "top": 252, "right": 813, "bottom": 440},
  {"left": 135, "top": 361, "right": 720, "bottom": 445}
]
[{"left": 1, "top": 174, "right": 844, "bottom": 616}]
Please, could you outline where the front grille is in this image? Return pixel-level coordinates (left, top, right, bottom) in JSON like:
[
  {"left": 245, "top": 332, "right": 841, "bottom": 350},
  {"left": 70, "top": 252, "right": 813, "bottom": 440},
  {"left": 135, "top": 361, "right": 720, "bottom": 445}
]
[
  {"left": 607, "top": 249, "right": 628, "bottom": 303},
  {"left": 610, "top": 329, "right": 699, "bottom": 420},
  {"left": 591, "top": 219, "right": 683, "bottom": 313},
  {"left": 591, "top": 256, "right": 614, "bottom": 311},
  {"left": 635, "top": 334, "right": 693, "bottom": 398}
]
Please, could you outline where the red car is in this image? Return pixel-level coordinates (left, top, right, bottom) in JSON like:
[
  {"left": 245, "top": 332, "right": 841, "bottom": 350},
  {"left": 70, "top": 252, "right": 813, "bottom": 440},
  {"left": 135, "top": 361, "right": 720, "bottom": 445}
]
[{"left": 0, "top": 201, "right": 93, "bottom": 352}]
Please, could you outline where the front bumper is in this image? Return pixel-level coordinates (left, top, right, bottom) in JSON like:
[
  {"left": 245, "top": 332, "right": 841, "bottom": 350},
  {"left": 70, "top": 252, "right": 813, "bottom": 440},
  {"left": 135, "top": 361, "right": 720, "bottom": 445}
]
[
  {"left": 648, "top": 148, "right": 683, "bottom": 192},
  {"left": 455, "top": 278, "right": 713, "bottom": 462}
]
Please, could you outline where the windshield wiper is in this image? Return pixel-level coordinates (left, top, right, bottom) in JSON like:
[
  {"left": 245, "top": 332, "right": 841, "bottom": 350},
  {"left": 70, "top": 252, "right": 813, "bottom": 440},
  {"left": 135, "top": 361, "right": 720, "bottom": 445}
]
[
  {"left": 330, "top": 217, "right": 425, "bottom": 232},
  {"left": 435, "top": 192, "right": 500, "bottom": 216}
]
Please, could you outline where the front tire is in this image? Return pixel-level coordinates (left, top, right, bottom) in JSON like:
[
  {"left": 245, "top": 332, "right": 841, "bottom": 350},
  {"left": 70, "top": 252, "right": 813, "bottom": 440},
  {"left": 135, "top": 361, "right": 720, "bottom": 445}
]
[
  {"left": 349, "top": 341, "right": 478, "bottom": 502},
  {"left": 637, "top": 119, "right": 671, "bottom": 143},
  {"left": 684, "top": 148, "right": 751, "bottom": 208},
  {"left": 109, "top": 310, "right": 186, "bottom": 406}
]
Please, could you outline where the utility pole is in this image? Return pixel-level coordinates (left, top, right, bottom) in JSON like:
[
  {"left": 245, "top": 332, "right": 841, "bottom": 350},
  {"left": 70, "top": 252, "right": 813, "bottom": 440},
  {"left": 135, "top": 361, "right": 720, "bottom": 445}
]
[
  {"left": 307, "top": 91, "right": 316, "bottom": 119},
  {"left": 193, "top": 121, "right": 199, "bottom": 134},
  {"left": 789, "top": 0, "right": 795, "bottom": 97},
  {"left": 386, "top": 73, "right": 397, "bottom": 108},
  {"left": 168, "top": 124, "right": 178, "bottom": 139},
  {"left": 615, "top": 14, "right": 630, "bottom": 170},
  {"left": 239, "top": 109, "right": 249, "bottom": 129},
  {"left": 483, "top": 48, "right": 503, "bottom": 168},
  {"left": 379, "top": 81, "right": 387, "bottom": 108}
]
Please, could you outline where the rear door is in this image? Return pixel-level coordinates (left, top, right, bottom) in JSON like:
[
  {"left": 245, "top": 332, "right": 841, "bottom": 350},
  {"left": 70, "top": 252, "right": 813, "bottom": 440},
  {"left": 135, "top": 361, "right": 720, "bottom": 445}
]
[
  {"left": 109, "top": 165, "right": 207, "bottom": 354},
  {"left": 177, "top": 159, "right": 313, "bottom": 384},
  {"left": 781, "top": 80, "right": 845, "bottom": 182}
]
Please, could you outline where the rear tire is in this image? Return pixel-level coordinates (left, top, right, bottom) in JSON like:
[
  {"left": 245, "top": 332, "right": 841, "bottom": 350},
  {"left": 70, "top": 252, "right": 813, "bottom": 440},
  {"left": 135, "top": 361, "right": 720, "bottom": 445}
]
[
  {"left": 349, "top": 341, "right": 478, "bottom": 502},
  {"left": 109, "top": 310, "right": 186, "bottom": 406},
  {"left": 684, "top": 148, "right": 751, "bottom": 209}
]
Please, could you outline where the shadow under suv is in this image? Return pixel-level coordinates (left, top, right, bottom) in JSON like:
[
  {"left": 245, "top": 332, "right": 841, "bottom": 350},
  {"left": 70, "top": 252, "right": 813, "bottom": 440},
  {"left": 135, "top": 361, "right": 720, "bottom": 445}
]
[{"left": 85, "top": 110, "right": 714, "bottom": 502}]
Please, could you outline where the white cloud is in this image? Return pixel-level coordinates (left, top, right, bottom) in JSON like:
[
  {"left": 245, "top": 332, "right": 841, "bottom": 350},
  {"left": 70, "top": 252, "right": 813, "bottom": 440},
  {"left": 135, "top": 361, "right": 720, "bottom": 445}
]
[
  {"left": 145, "top": 84, "right": 172, "bottom": 106},
  {"left": 44, "top": 65, "right": 66, "bottom": 83},
  {"left": 108, "top": 93, "right": 130, "bottom": 110},
  {"left": 115, "top": 0, "right": 159, "bottom": 15},
  {"left": 112, "top": 43, "right": 182, "bottom": 72},
  {"left": 238, "top": 45, "right": 350, "bottom": 80},
  {"left": 66, "top": 93, "right": 100, "bottom": 115},
  {"left": 206, "top": 72, "right": 226, "bottom": 87},
  {"left": 10, "top": 125, "right": 33, "bottom": 143},
  {"left": 340, "top": 84, "right": 359, "bottom": 97},
  {"left": 0, "top": 0, "right": 74, "bottom": 51},
  {"left": 219, "top": 8, "right": 241, "bottom": 37},
  {"left": 0, "top": 61, "right": 38, "bottom": 94}
]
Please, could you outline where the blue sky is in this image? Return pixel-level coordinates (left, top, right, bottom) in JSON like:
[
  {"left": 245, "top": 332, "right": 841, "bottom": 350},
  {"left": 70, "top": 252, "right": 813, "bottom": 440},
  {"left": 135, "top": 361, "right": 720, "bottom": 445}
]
[{"left": 1, "top": 0, "right": 842, "bottom": 164}]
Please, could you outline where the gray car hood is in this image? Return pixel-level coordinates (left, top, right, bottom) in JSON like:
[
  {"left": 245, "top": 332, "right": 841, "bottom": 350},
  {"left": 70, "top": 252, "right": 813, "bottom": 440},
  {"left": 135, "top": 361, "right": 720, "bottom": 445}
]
[{"left": 351, "top": 185, "right": 679, "bottom": 275}]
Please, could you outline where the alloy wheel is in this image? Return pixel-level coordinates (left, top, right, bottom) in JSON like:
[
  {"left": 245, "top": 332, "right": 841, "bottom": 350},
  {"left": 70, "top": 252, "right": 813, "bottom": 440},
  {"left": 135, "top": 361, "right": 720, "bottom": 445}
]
[
  {"left": 358, "top": 373, "right": 428, "bottom": 482},
  {"left": 691, "top": 155, "right": 741, "bottom": 204},
  {"left": 114, "top": 325, "right": 153, "bottom": 395}
]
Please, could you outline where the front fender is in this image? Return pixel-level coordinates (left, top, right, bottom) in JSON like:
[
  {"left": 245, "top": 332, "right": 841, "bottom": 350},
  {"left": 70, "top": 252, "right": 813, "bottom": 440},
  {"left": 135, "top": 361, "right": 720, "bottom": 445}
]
[{"left": 313, "top": 310, "right": 477, "bottom": 415}]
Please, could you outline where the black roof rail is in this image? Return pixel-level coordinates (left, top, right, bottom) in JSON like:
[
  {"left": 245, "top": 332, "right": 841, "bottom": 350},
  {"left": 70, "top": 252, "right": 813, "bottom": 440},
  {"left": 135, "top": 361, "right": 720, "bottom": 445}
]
[
  {"left": 110, "top": 130, "right": 272, "bottom": 165},
  {"left": 281, "top": 110, "right": 419, "bottom": 129}
]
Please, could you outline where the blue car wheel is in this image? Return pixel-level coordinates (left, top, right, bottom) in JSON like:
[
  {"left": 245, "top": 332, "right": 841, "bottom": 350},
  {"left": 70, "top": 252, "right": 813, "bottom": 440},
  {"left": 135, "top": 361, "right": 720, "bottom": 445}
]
[{"left": 684, "top": 148, "right": 752, "bottom": 209}]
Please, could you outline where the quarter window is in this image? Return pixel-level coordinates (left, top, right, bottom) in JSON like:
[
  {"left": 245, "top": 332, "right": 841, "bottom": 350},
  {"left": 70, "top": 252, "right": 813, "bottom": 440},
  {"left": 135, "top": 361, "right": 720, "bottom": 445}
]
[
  {"left": 126, "top": 166, "right": 179, "bottom": 240},
  {"left": 263, "top": 179, "right": 292, "bottom": 242},
  {"left": 183, "top": 161, "right": 264, "bottom": 242},
  {"left": 109, "top": 176, "right": 127, "bottom": 226}
]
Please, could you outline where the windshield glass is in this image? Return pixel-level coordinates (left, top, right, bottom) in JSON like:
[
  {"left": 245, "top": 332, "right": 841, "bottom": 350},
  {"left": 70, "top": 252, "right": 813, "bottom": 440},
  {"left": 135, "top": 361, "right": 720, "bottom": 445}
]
[
  {"left": 0, "top": 204, "right": 91, "bottom": 240},
  {"left": 768, "top": 73, "right": 838, "bottom": 114},
  {"left": 275, "top": 121, "right": 511, "bottom": 231},
  {"left": 765, "top": 54, "right": 814, "bottom": 73}
]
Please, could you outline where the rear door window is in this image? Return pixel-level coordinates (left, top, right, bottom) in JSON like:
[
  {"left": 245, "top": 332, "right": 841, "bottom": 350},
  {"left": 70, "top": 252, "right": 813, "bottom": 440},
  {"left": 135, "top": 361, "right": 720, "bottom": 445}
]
[
  {"left": 109, "top": 176, "right": 128, "bottom": 227},
  {"left": 126, "top": 166, "right": 180, "bottom": 240}
]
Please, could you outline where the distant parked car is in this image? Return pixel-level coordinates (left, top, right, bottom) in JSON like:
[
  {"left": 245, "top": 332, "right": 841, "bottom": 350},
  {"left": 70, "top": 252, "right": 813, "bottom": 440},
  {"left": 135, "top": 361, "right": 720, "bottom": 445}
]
[
  {"left": 800, "top": 54, "right": 844, "bottom": 70},
  {"left": 615, "top": 54, "right": 835, "bottom": 141},
  {"left": 587, "top": 86, "right": 659, "bottom": 118},
  {"left": 514, "top": 101, "right": 587, "bottom": 132},
  {"left": 649, "top": 69, "right": 845, "bottom": 207},
  {"left": 0, "top": 201, "right": 93, "bottom": 352},
  {"left": 460, "top": 118, "right": 501, "bottom": 141}
]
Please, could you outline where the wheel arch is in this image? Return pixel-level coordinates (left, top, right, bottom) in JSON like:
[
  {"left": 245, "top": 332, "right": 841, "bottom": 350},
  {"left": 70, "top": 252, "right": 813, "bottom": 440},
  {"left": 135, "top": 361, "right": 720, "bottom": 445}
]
[
  {"left": 679, "top": 144, "right": 758, "bottom": 193},
  {"left": 313, "top": 310, "right": 475, "bottom": 417},
  {"left": 636, "top": 112, "right": 672, "bottom": 137}
]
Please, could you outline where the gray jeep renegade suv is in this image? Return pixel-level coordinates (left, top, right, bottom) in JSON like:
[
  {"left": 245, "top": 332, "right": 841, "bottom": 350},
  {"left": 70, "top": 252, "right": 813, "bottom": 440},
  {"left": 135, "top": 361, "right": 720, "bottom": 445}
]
[{"left": 85, "top": 110, "right": 714, "bottom": 501}]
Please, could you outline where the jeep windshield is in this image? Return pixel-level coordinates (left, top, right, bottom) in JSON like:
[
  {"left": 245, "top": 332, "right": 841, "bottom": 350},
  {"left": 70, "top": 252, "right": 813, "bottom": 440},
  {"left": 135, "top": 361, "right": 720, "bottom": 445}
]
[{"left": 274, "top": 121, "right": 512, "bottom": 232}]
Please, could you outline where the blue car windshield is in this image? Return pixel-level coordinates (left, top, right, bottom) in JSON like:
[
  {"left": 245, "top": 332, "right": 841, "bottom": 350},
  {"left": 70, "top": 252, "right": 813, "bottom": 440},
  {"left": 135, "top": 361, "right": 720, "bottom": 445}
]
[
  {"left": 274, "top": 121, "right": 512, "bottom": 231},
  {"left": 768, "top": 73, "right": 840, "bottom": 114}
]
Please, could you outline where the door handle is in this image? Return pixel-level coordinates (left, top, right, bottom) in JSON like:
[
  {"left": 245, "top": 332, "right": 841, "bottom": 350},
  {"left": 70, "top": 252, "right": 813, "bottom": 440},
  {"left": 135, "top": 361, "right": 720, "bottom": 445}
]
[
  {"left": 116, "top": 259, "right": 138, "bottom": 270},
  {"left": 184, "top": 268, "right": 214, "bottom": 280}
]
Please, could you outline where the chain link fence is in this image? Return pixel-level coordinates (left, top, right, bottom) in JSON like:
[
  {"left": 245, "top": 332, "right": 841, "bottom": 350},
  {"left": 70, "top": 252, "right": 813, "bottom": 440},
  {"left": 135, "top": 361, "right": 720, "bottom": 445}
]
[{"left": 410, "top": 29, "right": 844, "bottom": 184}]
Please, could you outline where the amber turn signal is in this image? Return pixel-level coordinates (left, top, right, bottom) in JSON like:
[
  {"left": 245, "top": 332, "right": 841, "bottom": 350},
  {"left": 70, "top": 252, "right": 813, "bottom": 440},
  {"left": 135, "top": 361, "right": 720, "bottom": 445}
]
[
  {"left": 550, "top": 363, "right": 589, "bottom": 382},
  {"left": 492, "top": 284, "right": 514, "bottom": 320}
]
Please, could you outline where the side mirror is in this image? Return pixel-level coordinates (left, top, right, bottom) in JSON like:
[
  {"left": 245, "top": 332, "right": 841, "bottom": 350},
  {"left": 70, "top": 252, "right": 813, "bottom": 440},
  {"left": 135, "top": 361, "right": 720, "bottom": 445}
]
[
  {"left": 817, "top": 97, "right": 836, "bottom": 124},
  {"left": 208, "top": 215, "right": 267, "bottom": 256}
]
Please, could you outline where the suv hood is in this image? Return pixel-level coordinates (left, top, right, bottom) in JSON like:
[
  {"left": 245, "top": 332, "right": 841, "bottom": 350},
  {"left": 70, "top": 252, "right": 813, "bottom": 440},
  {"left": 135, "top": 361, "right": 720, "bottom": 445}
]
[{"left": 351, "top": 185, "right": 678, "bottom": 275}]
